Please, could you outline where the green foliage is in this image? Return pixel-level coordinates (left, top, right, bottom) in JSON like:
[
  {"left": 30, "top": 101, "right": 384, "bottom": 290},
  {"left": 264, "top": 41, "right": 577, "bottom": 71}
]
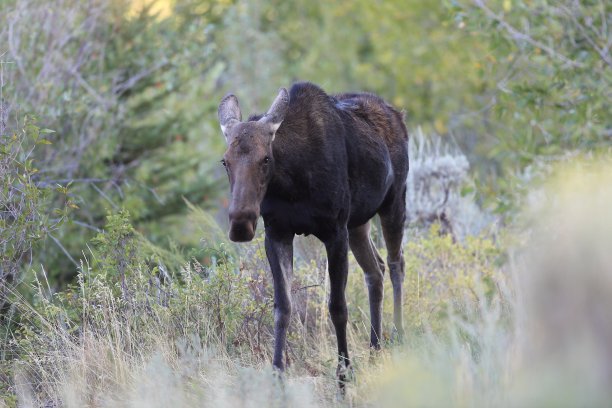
[
  {"left": 0, "top": 117, "right": 68, "bottom": 403},
  {"left": 2, "top": 0, "right": 607, "bottom": 285},
  {"left": 238, "top": 0, "right": 610, "bottom": 213},
  {"left": 11, "top": 207, "right": 267, "bottom": 355},
  {"left": 2, "top": 210, "right": 267, "bottom": 405},
  {"left": 90, "top": 209, "right": 140, "bottom": 298},
  {"left": 344, "top": 224, "right": 504, "bottom": 346},
  {"left": 452, "top": 0, "right": 612, "bottom": 212},
  {"left": 403, "top": 224, "right": 503, "bottom": 333},
  {"left": 1, "top": 0, "right": 229, "bottom": 283},
  {"left": 0, "top": 116, "right": 70, "bottom": 322}
]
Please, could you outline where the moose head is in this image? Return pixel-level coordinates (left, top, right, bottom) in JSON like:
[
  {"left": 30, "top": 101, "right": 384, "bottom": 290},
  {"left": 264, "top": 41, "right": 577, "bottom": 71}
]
[{"left": 217, "top": 88, "right": 289, "bottom": 242}]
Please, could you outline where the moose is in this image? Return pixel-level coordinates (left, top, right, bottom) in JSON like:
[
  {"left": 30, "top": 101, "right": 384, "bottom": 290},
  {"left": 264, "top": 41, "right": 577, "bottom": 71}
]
[{"left": 217, "top": 82, "right": 408, "bottom": 385}]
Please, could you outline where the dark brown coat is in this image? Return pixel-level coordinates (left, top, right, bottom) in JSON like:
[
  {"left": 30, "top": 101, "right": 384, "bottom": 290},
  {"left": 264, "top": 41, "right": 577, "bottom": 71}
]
[{"left": 218, "top": 82, "right": 408, "bottom": 387}]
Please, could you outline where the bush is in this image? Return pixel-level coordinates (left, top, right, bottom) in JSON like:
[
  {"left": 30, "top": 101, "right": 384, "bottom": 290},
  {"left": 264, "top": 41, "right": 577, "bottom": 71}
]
[
  {"left": 454, "top": 0, "right": 612, "bottom": 213},
  {"left": 7, "top": 208, "right": 271, "bottom": 405},
  {"left": 0, "top": 0, "right": 228, "bottom": 284},
  {"left": 406, "top": 128, "right": 495, "bottom": 240},
  {"left": 0, "top": 116, "right": 70, "bottom": 326}
]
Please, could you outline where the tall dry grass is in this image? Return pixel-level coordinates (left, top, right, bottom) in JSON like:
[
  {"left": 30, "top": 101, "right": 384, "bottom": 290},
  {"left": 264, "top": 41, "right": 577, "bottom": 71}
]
[{"left": 6, "top": 157, "right": 612, "bottom": 407}]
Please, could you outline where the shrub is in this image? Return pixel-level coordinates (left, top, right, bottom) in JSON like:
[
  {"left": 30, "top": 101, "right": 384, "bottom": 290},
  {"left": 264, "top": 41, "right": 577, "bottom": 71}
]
[
  {"left": 0, "top": 116, "right": 70, "bottom": 326},
  {"left": 406, "top": 128, "right": 494, "bottom": 240},
  {"left": 0, "top": 0, "right": 228, "bottom": 283},
  {"left": 5, "top": 208, "right": 274, "bottom": 405}
]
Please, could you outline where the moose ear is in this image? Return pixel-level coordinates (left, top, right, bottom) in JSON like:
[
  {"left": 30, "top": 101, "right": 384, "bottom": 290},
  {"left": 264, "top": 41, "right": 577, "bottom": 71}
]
[
  {"left": 218, "top": 94, "right": 242, "bottom": 142},
  {"left": 259, "top": 88, "right": 289, "bottom": 136}
]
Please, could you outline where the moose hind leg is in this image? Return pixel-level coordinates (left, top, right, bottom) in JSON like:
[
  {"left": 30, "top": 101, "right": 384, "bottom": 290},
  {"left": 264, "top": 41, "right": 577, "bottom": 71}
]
[
  {"left": 349, "top": 222, "right": 384, "bottom": 349},
  {"left": 325, "top": 227, "right": 351, "bottom": 388},
  {"left": 380, "top": 198, "right": 407, "bottom": 340},
  {"left": 265, "top": 232, "right": 294, "bottom": 371}
]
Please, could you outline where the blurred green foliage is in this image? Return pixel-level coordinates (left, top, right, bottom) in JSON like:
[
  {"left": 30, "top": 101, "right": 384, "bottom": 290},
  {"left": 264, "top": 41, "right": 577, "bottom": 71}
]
[
  {"left": 1, "top": 0, "right": 608, "bottom": 287},
  {"left": 403, "top": 224, "right": 502, "bottom": 335},
  {"left": 455, "top": 0, "right": 612, "bottom": 212},
  {"left": 345, "top": 223, "right": 503, "bottom": 345},
  {"left": 0, "top": 117, "right": 70, "bottom": 320},
  {"left": 1, "top": 0, "right": 231, "bottom": 283}
]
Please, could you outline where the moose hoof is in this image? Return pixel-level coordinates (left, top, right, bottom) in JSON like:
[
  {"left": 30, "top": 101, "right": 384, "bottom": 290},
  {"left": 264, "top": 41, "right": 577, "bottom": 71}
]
[
  {"left": 369, "top": 346, "right": 383, "bottom": 364},
  {"left": 336, "top": 363, "right": 355, "bottom": 393},
  {"left": 391, "top": 326, "right": 406, "bottom": 345}
]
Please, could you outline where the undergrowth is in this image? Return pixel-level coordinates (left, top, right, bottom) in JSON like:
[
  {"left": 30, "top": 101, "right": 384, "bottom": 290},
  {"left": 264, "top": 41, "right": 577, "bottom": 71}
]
[
  {"left": 3, "top": 159, "right": 612, "bottom": 407},
  {"left": 3, "top": 206, "right": 507, "bottom": 406}
]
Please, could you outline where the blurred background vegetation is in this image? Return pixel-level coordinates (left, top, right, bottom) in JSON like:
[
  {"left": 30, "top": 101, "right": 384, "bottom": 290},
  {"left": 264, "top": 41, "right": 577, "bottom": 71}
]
[
  {"left": 0, "top": 0, "right": 610, "bottom": 406},
  {"left": 1, "top": 0, "right": 610, "bottom": 283}
]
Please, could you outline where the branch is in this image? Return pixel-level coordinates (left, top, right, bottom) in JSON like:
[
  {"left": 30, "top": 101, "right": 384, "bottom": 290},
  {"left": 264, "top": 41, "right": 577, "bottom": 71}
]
[
  {"left": 49, "top": 234, "right": 79, "bottom": 268},
  {"left": 35, "top": 177, "right": 111, "bottom": 187},
  {"left": 557, "top": 4, "right": 612, "bottom": 68},
  {"left": 112, "top": 59, "right": 170, "bottom": 96},
  {"left": 68, "top": 67, "right": 114, "bottom": 109},
  {"left": 473, "top": 0, "right": 585, "bottom": 68}
]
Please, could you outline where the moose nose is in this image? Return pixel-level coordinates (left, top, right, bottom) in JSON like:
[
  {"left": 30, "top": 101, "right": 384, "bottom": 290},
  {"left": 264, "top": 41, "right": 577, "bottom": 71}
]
[{"left": 228, "top": 210, "right": 258, "bottom": 242}]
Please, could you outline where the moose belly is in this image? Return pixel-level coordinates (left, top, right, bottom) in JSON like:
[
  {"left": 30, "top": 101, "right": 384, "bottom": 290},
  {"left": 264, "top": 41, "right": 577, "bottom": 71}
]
[{"left": 347, "top": 156, "right": 394, "bottom": 228}]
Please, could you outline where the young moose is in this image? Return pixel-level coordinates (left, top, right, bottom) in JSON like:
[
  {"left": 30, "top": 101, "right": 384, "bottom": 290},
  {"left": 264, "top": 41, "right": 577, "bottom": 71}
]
[{"left": 217, "top": 82, "right": 408, "bottom": 384}]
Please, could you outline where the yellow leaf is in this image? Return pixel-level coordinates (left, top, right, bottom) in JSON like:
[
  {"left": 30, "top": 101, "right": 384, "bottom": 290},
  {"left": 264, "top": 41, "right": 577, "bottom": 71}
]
[{"left": 503, "top": 0, "right": 512, "bottom": 12}]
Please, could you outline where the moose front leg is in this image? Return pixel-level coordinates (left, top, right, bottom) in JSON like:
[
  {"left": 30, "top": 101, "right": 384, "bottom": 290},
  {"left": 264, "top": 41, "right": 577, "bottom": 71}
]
[
  {"left": 264, "top": 231, "right": 294, "bottom": 371},
  {"left": 324, "top": 227, "right": 351, "bottom": 388}
]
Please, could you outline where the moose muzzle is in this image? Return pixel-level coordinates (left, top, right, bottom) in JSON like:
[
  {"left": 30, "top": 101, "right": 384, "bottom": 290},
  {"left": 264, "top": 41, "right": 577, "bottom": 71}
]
[{"left": 228, "top": 209, "right": 258, "bottom": 242}]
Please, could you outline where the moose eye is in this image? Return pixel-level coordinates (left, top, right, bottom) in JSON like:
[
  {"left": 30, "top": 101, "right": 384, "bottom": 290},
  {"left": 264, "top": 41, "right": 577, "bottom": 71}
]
[
  {"left": 220, "top": 159, "right": 227, "bottom": 167},
  {"left": 263, "top": 156, "right": 271, "bottom": 165}
]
